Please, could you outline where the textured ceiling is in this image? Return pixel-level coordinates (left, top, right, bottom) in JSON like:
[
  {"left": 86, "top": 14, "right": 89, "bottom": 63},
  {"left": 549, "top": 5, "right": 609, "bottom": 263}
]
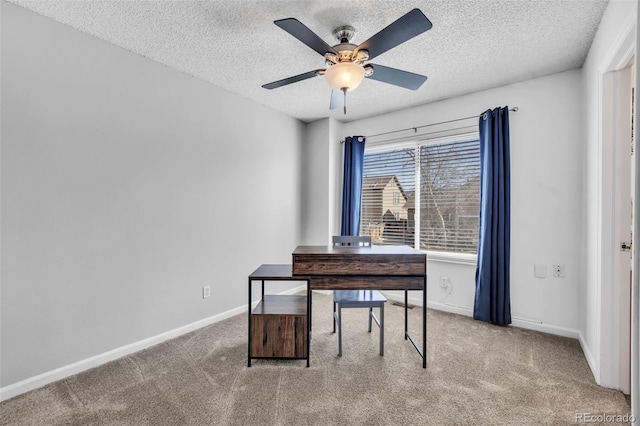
[{"left": 9, "top": 0, "right": 609, "bottom": 123}]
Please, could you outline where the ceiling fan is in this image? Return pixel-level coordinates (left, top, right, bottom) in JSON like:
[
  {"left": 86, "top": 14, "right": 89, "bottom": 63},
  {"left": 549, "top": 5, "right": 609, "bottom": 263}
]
[{"left": 262, "top": 8, "right": 433, "bottom": 114}]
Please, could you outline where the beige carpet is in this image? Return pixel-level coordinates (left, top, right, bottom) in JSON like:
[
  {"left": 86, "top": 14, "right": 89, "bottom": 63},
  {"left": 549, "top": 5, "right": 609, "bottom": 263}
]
[{"left": 0, "top": 292, "right": 632, "bottom": 425}]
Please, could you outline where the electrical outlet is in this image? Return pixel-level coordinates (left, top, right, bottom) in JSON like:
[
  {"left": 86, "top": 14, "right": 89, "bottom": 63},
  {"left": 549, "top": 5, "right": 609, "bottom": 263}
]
[
  {"left": 202, "top": 285, "right": 211, "bottom": 299},
  {"left": 552, "top": 264, "right": 565, "bottom": 278},
  {"left": 440, "top": 276, "right": 450, "bottom": 288}
]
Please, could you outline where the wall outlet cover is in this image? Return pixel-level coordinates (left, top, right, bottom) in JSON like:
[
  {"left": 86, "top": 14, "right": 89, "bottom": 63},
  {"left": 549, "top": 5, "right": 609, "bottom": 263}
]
[
  {"left": 552, "top": 264, "right": 565, "bottom": 278},
  {"left": 203, "top": 285, "right": 211, "bottom": 299}
]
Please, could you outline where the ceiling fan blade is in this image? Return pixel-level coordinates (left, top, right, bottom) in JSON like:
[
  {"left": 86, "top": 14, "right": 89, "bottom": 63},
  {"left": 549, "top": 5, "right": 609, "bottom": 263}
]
[
  {"left": 262, "top": 69, "right": 324, "bottom": 90},
  {"left": 366, "top": 64, "right": 427, "bottom": 90},
  {"left": 356, "top": 9, "right": 432, "bottom": 60},
  {"left": 275, "top": 18, "right": 338, "bottom": 57},
  {"left": 330, "top": 90, "right": 344, "bottom": 110}
]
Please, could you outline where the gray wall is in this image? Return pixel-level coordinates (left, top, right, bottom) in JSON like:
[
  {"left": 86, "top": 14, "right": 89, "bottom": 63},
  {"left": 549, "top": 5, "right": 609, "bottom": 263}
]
[{"left": 1, "top": 3, "right": 304, "bottom": 387}]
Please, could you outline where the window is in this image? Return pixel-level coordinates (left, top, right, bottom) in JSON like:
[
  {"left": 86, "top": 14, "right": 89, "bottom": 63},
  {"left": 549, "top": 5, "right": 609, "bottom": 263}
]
[
  {"left": 360, "top": 134, "right": 480, "bottom": 254},
  {"left": 361, "top": 148, "right": 415, "bottom": 246}
]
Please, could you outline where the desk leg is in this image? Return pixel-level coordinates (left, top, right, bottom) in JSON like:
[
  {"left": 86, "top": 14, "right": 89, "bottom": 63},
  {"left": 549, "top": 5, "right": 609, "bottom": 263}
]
[
  {"left": 423, "top": 278, "right": 427, "bottom": 369},
  {"left": 307, "top": 280, "right": 311, "bottom": 367},
  {"left": 247, "top": 277, "right": 252, "bottom": 367},
  {"left": 309, "top": 289, "right": 313, "bottom": 335}
]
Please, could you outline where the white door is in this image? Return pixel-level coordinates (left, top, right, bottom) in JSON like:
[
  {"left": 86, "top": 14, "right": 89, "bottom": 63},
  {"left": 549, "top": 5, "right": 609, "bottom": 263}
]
[{"left": 614, "top": 64, "right": 634, "bottom": 395}]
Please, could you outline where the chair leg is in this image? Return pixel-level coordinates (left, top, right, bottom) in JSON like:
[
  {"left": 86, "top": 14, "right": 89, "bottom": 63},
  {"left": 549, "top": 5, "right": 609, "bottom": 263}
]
[
  {"left": 337, "top": 304, "right": 343, "bottom": 357},
  {"left": 333, "top": 299, "right": 336, "bottom": 333},
  {"left": 380, "top": 303, "right": 385, "bottom": 356},
  {"left": 368, "top": 307, "right": 373, "bottom": 332}
]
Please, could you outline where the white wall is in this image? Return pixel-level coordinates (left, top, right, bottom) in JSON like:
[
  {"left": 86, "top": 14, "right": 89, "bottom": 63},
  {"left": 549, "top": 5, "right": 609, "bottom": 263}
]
[
  {"left": 328, "top": 118, "right": 343, "bottom": 238},
  {"left": 1, "top": 2, "right": 304, "bottom": 389},
  {"left": 581, "top": 0, "right": 638, "bottom": 388},
  {"left": 301, "top": 119, "right": 330, "bottom": 245},
  {"left": 301, "top": 117, "right": 343, "bottom": 245},
  {"left": 338, "top": 70, "right": 584, "bottom": 336}
]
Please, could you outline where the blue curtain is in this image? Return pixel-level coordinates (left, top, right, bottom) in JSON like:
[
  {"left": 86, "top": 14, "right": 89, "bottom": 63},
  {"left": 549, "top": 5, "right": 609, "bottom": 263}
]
[
  {"left": 473, "top": 107, "right": 511, "bottom": 325},
  {"left": 340, "top": 136, "right": 366, "bottom": 236}
]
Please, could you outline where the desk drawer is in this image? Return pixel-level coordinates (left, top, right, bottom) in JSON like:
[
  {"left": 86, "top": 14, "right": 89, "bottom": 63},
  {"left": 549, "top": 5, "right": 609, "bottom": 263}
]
[
  {"left": 293, "top": 254, "right": 425, "bottom": 276},
  {"left": 309, "top": 275, "right": 424, "bottom": 290}
]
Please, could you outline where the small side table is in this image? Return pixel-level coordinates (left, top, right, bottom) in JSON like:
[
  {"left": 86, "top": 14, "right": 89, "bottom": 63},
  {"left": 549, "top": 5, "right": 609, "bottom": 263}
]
[{"left": 247, "top": 264, "right": 310, "bottom": 367}]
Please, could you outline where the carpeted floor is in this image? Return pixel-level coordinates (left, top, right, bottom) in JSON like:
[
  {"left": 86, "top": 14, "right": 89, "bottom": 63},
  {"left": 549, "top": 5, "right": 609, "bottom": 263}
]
[{"left": 0, "top": 292, "right": 632, "bottom": 425}]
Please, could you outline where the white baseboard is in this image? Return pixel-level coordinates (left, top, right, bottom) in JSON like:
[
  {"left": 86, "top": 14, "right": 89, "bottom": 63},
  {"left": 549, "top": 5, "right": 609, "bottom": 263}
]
[
  {"left": 0, "top": 285, "right": 307, "bottom": 402},
  {"left": 380, "top": 291, "right": 425, "bottom": 308},
  {"left": 380, "top": 293, "right": 581, "bottom": 340},
  {"left": 427, "top": 300, "right": 472, "bottom": 317},
  {"left": 578, "top": 330, "right": 599, "bottom": 383},
  {"left": 511, "top": 317, "right": 579, "bottom": 339},
  {"left": 424, "top": 300, "right": 580, "bottom": 339}
]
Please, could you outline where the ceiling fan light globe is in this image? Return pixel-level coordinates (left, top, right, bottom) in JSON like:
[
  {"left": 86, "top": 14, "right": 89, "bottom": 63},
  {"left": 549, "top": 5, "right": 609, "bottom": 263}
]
[{"left": 324, "top": 62, "right": 365, "bottom": 92}]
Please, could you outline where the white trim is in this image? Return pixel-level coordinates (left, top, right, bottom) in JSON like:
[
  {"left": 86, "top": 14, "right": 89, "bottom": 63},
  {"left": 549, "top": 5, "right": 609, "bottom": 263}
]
[
  {"left": 599, "top": 12, "right": 637, "bottom": 74},
  {"left": 426, "top": 250, "right": 477, "bottom": 266},
  {"left": 579, "top": 330, "right": 599, "bottom": 384},
  {"left": 0, "top": 285, "right": 307, "bottom": 402},
  {"left": 426, "top": 300, "right": 580, "bottom": 339},
  {"left": 599, "top": 68, "right": 618, "bottom": 389},
  {"left": 613, "top": 66, "right": 633, "bottom": 395},
  {"left": 632, "top": 4, "right": 640, "bottom": 421},
  {"left": 382, "top": 290, "right": 425, "bottom": 308},
  {"left": 509, "top": 318, "right": 579, "bottom": 340},
  {"left": 427, "top": 301, "right": 472, "bottom": 317}
]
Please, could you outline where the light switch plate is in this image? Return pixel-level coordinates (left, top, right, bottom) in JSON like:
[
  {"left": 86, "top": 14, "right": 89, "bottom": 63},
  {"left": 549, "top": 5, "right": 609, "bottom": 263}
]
[{"left": 534, "top": 264, "right": 547, "bottom": 278}]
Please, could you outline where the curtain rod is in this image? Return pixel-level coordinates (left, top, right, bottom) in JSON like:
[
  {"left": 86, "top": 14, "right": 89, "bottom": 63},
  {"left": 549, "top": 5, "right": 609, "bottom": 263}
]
[{"left": 340, "top": 106, "right": 519, "bottom": 143}]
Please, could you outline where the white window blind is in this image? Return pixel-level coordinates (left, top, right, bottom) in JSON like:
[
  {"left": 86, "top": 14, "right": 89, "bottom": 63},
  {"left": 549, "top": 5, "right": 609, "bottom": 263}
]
[
  {"left": 419, "top": 139, "right": 480, "bottom": 253},
  {"left": 361, "top": 148, "right": 415, "bottom": 246},
  {"left": 360, "top": 135, "right": 480, "bottom": 253}
]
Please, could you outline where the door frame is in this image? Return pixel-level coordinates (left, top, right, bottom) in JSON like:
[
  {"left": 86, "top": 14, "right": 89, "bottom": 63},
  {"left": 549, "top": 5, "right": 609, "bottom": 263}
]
[
  {"left": 594, "top": 7, "right": 637, "bottom": 389},
  {"left": 613, "top": 64, "right": 633, "bottom": 396},
  {"left": 597, "top": 8, "right": 638, "bottom": 417}
]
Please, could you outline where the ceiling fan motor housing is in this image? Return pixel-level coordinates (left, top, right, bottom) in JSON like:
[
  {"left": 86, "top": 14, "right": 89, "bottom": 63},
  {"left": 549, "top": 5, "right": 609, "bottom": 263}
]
[
  {"left": 332, "top": 25, "right": 356, "bottom": 43},
  {"left": 324, "top": 26, "right": 369, "bottom": 67}
]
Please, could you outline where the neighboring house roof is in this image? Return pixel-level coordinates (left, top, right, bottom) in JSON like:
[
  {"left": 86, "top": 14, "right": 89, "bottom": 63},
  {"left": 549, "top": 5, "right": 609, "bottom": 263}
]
[{"left": 362, "top": 175, "right": 409, "bottom": 201}]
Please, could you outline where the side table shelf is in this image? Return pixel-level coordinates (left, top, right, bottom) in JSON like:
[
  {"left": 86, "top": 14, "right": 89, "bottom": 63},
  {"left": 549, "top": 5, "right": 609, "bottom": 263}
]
[{"left": 247, "top": 264, "right": 310, "bottom": 367}]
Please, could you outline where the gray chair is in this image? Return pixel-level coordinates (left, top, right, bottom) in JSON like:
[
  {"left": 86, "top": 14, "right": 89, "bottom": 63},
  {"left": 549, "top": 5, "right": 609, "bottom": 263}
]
[{"left": 332, "top": 235, "right": 387, "bottom": 356}]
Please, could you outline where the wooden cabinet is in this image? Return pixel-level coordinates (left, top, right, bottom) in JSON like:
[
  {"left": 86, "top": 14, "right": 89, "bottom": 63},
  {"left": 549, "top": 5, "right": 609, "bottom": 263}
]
[
  {"left": 247, "top": 265, "right": 310, "bottom": 367},
  {"left": 250, "top": 295, "right": 307, "bottom": 358}
]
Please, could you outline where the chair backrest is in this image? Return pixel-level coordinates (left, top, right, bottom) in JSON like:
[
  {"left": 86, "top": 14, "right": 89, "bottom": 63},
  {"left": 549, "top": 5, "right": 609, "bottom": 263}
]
[{"left": 332, "top": 235, "right": 372, "bottom": 247}]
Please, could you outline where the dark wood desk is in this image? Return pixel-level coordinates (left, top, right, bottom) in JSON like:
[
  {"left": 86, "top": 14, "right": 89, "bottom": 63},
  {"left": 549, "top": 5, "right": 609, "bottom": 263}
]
[{"left": 292, "top": 245, "right": 427, "bottom": 368}]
